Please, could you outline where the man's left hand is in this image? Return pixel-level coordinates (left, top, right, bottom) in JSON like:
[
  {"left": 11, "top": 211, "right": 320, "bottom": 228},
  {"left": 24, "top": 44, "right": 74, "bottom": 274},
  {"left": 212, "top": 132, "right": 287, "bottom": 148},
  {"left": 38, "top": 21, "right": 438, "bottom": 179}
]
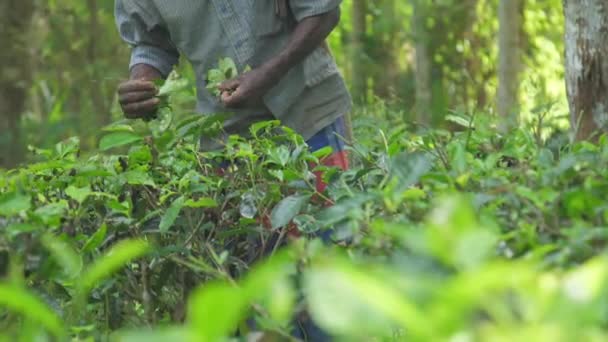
[{"left": 219, "top": 66, "right": 278, "bottom": 108}]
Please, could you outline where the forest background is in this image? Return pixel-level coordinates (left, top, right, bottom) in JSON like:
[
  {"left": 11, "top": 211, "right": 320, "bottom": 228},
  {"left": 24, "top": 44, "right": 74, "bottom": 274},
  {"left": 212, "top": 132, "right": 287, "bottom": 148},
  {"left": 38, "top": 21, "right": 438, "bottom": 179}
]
[
  {"left": 0, "top": 0, "right": 566, "bottom": 168},
  {"left": 7, "top": 1, "right": 608, "bottom": 340}
]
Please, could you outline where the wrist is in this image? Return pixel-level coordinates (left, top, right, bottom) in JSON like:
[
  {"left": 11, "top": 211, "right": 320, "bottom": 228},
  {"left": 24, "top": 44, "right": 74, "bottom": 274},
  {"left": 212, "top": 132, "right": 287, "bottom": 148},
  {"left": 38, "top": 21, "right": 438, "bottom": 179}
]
[
  {"left": 130, "top": 64, "right": 163, "bottom": 81},
  {"left": 260, "top": 56, "right": 290, "bottom": 88}
]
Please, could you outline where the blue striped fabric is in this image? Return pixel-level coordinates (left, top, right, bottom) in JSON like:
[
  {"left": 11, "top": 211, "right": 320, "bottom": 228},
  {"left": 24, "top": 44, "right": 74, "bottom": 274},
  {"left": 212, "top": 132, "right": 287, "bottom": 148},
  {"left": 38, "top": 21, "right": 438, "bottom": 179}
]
[{"left": 306, "top": 116, "right": 347, "bottom": 153}]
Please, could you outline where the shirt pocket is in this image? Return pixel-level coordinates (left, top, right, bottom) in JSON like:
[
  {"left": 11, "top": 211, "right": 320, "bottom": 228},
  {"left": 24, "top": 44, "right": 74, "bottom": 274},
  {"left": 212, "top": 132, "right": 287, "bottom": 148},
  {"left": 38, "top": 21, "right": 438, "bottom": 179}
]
[{"left": 254, "top": 0, "right": 286, "bottom": 37}]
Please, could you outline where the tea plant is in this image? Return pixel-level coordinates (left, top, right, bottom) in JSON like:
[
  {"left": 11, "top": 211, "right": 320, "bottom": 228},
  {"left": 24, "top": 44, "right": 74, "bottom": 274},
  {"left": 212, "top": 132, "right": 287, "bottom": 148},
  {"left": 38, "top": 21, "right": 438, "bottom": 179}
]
[{"left": 2, "top": 78, "right": 608, "bottom": 341}]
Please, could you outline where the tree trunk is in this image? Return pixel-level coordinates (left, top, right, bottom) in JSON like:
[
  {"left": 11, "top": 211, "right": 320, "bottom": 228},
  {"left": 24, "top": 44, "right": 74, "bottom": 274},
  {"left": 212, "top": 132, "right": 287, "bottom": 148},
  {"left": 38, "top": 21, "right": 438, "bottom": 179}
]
[
  {"left": 372, "top": 0, "right": 398, "bottom": 100},
  {"left": 497, "top": 0, "right": 522, "bottom": 129},
  {"left": 564, "top": 0, "right": 608, "bottom": 141},
  {"left": 0, "top": 0, "right": 35, "bottom": 168},
  {"left": 412, "top": 0, "right": 432, "bottom": 126},
  {"left": 351, "top": 0, "right": 368, "bottom": 104},
  {"left": 87, "top": 0, "right": 112, "bottom": 127}
]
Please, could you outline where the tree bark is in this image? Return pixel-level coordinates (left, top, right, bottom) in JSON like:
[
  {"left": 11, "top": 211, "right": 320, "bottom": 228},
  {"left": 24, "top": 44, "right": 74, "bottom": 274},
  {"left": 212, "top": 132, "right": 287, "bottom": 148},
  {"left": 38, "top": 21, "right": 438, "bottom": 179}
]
[
  {"left": 497, "top": 0, "right": 522, "bottom": 129},
  {"left": 564, "top": 0, "right": 608, "bottom": 141},
  {"left": 351, "top": 0, "right": 368, "bottom": 104},
  {"left": 0, "top": 0, "right": 35, "bottom": 168},
  {"left": 412, "top": 0, "right": 432, "bottom": 125}
]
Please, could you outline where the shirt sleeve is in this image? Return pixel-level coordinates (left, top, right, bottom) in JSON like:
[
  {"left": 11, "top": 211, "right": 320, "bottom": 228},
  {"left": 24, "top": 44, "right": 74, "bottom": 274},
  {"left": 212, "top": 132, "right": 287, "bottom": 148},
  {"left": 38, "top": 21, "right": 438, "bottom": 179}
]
[
  {"left": 115, "top": 0, "right": 179, "bottom": 77},
  {"left": 289, "top": 0, "right": 342, "bottom": 22}
]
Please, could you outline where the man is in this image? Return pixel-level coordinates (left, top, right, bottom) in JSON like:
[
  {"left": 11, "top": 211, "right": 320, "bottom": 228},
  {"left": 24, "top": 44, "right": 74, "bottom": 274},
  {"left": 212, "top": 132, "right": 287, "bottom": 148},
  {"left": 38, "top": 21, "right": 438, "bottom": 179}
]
[
  {"left": 115, "top": 2, "right": 350, "bottom": 339},
  {"left": 115, "top": 0, "right": 352, "bottom": 190}
]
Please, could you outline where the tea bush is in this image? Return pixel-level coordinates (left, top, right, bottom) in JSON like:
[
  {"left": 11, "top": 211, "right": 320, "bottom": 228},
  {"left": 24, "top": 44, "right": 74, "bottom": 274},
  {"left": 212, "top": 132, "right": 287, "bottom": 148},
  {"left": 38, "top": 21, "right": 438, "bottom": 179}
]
[{"left": 2, "top": 82, "right": 608, "bottom": 341}]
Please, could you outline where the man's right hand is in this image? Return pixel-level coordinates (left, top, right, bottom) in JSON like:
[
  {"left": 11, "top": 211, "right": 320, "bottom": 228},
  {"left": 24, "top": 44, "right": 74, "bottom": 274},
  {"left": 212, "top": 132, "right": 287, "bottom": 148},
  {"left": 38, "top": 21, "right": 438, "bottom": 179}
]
[
  {"left": 118, "top": 80, "right": 160, "bottom": 119},
  {"left": 118, "top": 64, "right": 163, "bottom": 120}
]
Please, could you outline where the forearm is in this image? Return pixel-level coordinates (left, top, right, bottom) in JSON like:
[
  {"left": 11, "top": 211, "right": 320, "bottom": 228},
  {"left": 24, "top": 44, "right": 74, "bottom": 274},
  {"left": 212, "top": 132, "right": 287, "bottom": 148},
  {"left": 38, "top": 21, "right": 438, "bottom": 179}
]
[
  {"left": 262, "top": 9, "right": 340, "bottom": 83},
  {"left": 130, "top": 63, "right": 164, "bottom": 81}
]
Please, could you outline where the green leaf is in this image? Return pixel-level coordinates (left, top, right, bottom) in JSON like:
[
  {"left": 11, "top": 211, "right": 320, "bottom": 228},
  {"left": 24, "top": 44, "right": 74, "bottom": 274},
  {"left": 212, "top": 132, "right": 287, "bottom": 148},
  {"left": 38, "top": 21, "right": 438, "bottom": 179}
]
[
  {"left": 82, "top": 223, "right": 108, "bottom": 253},
  {"left": 250, "top": 120, "right": 280, "bottom": 138},
  {"left": 445, "top": 114, "right": 474, "bottom": 129},
  {"left": 188, "top": 282, "right": 248, "bottom": 341},
  {"left": 243, "top": 251, "right": 296, "bottom": 324},
  {"left": 205, "top": 69, "right": 225, "bottom": 97},
  {"left": 128, "top": 146, "right": 153, "bottom": 165},
  {"left": 33, "top": 201, "right": 68, "bottom": 226},
  {"left": 271, "top": 195, "right": 311, "bottom": 230},
  {"left": 304, "top": 260, "right": 431, "bottom": 340},
  {"left": 122, "top": 170, "right": 156, "bottom": 186},
  {"left": 157, "top": 76, "right": 189, "bottom": 97},
  {"left": 391, "top": 151, "right": 434, "bottom": 191},
  {"left": 0, "top": 192, "right": 30, "bottom": 217},
  {"left": 312, "top": 146, "right": 334, "bottom": 160},
  {"left": 424, "top": 196, "right": 498, "bottom": 270},
  {"left": 159, "top": 196, "right": 185, "bottom": 232},
  {"left": 79, "top": 239, "right": 150, "bottom": 295},
  {"left": 269, "top": 146, "right": 291, "bottom": 167},
  {"left": 6, "top": 223, "right": 40, "bottom": 237},
  {"left": 206, "top": 69, "right": 225, "bottom": 84},
  {"left": 102, "top": 124, "right": 134, "bottom": 133},
  {"left": 0, "top": 284, "right": 65, "bottom": 337},
  {"left": 99, "top": 132, "right": 143, "bottom": 151},
  {"left": 402, "top": 188, "right": 427, "bottom": 200},
  {"left": 41, "top": 234, "right": 83, "bottom": 279},
  {"left": 239, "top": 191, "right": 259, "bottom": 220},
  {"left": 218, "top": 57, "right": 238, "bottom": 79},
  {"left": 184, "top": 197, "right": 218, "bottom": 208},
  {"left": 563, "top": 257, "right": 608, "bottom": 304},
  {"left": 65, "top": 185, "right": 92, "bottom": 204}
]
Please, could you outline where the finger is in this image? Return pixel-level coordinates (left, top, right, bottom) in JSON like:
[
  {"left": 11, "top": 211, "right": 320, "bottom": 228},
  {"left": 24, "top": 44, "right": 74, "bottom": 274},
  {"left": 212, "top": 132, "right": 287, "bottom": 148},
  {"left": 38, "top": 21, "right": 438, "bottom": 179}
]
[
  {"left": 118, "top": 80, "right": 157, "bottom": 94},
  {"left": 220, "top": 91, "right": 232, "bottom": 104},
  {"left": 218, "top": 79, "right": 240, "bottom": 92},
  {"left": 124, "top": 111, "right": 147, "bottom": 119},
  {"left": 125, "top": 109, "right": 158, "bottom": 120},
  {"left": 222, "top": 88, "right": 245, "bottom": 108},
  {"left": 123, "top": 98, "right": 161, "bottom": 116},
  {"left": 119, "top": 90, "right": 158, "bottom": 105}
]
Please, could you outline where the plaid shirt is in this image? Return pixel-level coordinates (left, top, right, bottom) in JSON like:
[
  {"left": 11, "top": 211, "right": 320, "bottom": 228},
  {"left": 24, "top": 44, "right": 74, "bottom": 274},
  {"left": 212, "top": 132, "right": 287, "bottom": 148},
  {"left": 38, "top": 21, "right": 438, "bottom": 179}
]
[{"left": 115, "top": 0, "right": 351, "bottom": 145}]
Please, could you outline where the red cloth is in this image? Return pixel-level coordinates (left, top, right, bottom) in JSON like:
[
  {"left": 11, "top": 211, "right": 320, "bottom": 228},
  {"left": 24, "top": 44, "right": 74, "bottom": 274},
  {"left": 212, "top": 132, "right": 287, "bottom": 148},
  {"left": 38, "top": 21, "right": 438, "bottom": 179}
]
[{"left": 313, "top": 150, "right": 350, "bottom": 193}]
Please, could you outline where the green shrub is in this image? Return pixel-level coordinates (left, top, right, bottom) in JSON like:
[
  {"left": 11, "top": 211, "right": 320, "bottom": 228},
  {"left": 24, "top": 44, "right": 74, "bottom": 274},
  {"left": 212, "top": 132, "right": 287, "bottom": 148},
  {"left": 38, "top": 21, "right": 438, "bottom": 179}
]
[{"left": 2, "top": 81, "right": 608, "bottom": 341}]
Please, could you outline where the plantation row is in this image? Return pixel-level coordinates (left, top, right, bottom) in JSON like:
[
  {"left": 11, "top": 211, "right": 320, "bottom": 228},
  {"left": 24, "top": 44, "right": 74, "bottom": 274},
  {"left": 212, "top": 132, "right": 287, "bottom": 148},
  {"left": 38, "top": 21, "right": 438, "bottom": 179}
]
[{"left": 1, "top": 103, "right": 608, "bottom": 340}]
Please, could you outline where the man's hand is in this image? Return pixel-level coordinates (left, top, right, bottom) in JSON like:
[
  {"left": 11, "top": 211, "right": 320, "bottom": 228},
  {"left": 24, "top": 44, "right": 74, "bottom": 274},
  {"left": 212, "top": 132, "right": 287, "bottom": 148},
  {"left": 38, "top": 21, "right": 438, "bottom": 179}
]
[
  {"left": 219, "top": 8, "right": 340, "bottom": 109},
  {"left": 118, "top": 80, "right": 160, "bottom": 119},
  {"left": 219, "top": 66, "right": 279, "bottom": 108},
  {"left": 118, "top": 64, "right": 163, "bottom": 120}
]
